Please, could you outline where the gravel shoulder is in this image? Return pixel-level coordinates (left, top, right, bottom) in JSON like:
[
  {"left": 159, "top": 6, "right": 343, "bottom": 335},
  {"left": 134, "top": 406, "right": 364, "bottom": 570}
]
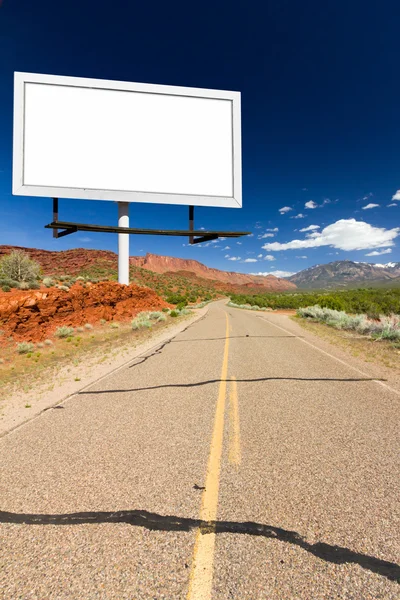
[{"left": 0, "top": 306, "right": 209, "bottom": 437}]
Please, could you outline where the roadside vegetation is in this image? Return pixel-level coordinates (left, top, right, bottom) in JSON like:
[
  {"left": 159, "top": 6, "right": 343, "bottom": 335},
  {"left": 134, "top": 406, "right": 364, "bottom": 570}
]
[
  {"left": 297, "top": 306, "right": 400, "bottom": 342},
  {"left": 229, "top": 288, "right": 400, "bottom": 318}
]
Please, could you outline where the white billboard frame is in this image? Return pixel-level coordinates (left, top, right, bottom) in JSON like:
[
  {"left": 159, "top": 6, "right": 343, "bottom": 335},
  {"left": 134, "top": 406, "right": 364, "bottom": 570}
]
[{"left": 12, "top": 72, "right": 242, "bottom": 209}]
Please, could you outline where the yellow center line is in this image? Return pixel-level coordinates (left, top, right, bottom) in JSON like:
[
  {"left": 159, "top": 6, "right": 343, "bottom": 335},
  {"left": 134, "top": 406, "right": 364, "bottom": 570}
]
[
  {"left": 187, "top": 313, "right": 230, "bottom": 600},
  {"left": 228, "top": 376, "right": 241, "bottom": 466}
]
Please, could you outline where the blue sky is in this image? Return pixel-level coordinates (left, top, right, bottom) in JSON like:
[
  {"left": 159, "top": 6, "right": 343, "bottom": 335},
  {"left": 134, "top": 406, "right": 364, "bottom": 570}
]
[{"left": 1, "top": 0, "right": 399, "bottom": 277}]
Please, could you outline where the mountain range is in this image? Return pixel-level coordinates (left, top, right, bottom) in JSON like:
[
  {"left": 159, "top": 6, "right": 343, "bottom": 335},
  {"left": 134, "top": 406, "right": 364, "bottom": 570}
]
[
  {"left": 1, "top": 246, "right": 400, "bottom": 290},
  {"left": 287, "top": 260, "right": 400, "bottom": 289}
]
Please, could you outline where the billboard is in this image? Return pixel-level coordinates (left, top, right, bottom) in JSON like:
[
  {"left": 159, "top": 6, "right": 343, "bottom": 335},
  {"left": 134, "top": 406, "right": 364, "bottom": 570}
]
[{"left": 13, "top": 72, "right": 241, "bottom": 208}]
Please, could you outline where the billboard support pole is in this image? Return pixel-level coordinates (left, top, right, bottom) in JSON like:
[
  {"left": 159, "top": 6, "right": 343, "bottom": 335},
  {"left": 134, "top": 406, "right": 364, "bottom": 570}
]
[{"left": 118, "top": 202, "right": 130, "bottom": 285}]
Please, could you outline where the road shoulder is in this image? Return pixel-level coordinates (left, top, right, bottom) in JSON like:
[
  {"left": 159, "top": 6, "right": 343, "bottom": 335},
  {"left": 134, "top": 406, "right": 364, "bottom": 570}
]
[{"left": 0, "top": 305, "right": 210, "bottom": 437}]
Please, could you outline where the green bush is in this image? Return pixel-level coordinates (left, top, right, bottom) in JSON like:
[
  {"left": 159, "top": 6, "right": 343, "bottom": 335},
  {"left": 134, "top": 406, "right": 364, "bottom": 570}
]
[
  {"left": 0, "top": 278, "right": 19, "bottom": 288},
  {"left": 0, "top": 250, "right": 41, "bottom": 282},
  {"left": 1, "top": 285, "right": 11, "bottom": 292},
  {"left": 54, "top": 326, "right": 74, "bottom": 338},
  {"left": 16, "top": 342, "right": 35, "bottom": 354},
  {"left": 42, "top": 277, "right": 55, "bottom": 288},
  {"left": 170, "top": 310, "right": 179, "bottom": 317},
  {"left": 297, "top": 305, "right": 400, "bottom": 341}
]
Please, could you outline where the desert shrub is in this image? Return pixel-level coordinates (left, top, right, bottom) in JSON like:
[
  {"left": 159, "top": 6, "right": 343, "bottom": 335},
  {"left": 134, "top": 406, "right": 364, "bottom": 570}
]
[
  {"left": 162, "top": 307, "right": 169, "bottom": 312},
  {"left": 28, "top": 281, "right": 40, "bottom": 290},
  {"left": 54, "top": 326, "right": 74, "bottom": 338},
  {"left": 1, "top": 285, "right": 11, "bottom": 292},
  {"left": 44, "top": 339, "right": 53, "bottom": 346},
  {"left": 75, "top": 276, "right": 85, "bottom": 281},
  {"left": 59, "top": 275, "right": 70, "bottom": 281},
  {"left": 57, "top": 285, "right": 70, "bottom": 292},
  {"left": 84, "top": 323, "right": 93, "bottom": 330},
  {"left": 0, "top": 278, "right": 19, "bottom": 288},
  {"left": 0, "top": 251, "right": 41, "bottom": 283},
  {"left": 297, "top": 305, "right": 400, "bottom": 340},
  {"left": 132, "top": 317, "right": 152, "bottom": 329},
  {"left": 179, "top": 308, "right": 191, "bottom": 315},
  {"left": 147, "top": 311, "right": 164, "bottom": 320},
  {"left": 18, "top": 281, "right": 30, "bottom": 290},
  {"left": 42, "top": 277, "right": 55, "bottom": 287},
  {"left": 110, "top": 322, "right": 120, "bottom": 329},
  {"left": 100, "top": 319, "right": 107, "bottom": 325},
  {"left": 16, "top": 342, "right": 34, "bottom": 354},
  {"left": 76, "top": 327, "right": 84, "bottom": 332},
  {"left": 170, "top": 310, "right": 179, "bottom": 317},
  {"left": 156, "top": 313, "right": 167, "bottom": 322},
  {"left": 251, "top": 305, "right": 260, "bottom": 310},
  {"left": 37, "top": 342, "right": 44, "bottom": 348}
]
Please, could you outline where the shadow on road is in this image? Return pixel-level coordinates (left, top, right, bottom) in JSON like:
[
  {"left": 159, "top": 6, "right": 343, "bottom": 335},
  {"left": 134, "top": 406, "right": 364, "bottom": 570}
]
[
  {"left": 79, "top": 376, "right": 384, "bottom": 394},
  {"left": 1, "top": 509, "right": 398, "bottom": 582}
]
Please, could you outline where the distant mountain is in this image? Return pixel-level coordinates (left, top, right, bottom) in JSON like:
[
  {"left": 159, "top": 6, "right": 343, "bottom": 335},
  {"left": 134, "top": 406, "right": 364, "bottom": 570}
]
[
  {"left": 288, "top": 260, "right": 400, "bottom": 289},
  {"left": 130, "top": 253, "right": 296, "bottom": 291}
]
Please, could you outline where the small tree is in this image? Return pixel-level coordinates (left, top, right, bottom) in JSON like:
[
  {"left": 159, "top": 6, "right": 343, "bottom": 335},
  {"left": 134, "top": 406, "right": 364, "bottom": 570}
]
[{"left": 0, "top": 250, "right": 41, "bottom": 282}]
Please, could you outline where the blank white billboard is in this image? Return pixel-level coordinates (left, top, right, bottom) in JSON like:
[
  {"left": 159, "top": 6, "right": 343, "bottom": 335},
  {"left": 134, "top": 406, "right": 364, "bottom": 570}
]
[{"left": 13, "top": 72, "right": 241, "bottom": 208}]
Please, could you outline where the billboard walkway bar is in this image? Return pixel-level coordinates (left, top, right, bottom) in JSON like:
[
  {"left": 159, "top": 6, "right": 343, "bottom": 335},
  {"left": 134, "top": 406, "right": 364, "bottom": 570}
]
[{"left": 45, "top": 221, "right": 250, "bottom": 241}]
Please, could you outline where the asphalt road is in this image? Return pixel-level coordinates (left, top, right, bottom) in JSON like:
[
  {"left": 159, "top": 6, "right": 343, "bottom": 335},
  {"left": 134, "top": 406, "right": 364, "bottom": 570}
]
[{"left": 1, "top": 301, "right": 399, "bottom": 599}]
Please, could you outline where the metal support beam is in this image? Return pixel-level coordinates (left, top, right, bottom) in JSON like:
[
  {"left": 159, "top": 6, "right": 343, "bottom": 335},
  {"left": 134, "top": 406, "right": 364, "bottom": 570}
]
[
  {"left": 51, "top": 198, "right": 77, "bottom": 238},
  {"left": 118, "top": 202, "right": 130, "bottom": 285},
  {"left": 53, "top": 198, "right": 58, "bottom": 238},
  {"left": 191, "top": 234, "right": 218, "bottom": 245},
  {"left": 189, "top": 205, "right": 194, "bottom": 244}
]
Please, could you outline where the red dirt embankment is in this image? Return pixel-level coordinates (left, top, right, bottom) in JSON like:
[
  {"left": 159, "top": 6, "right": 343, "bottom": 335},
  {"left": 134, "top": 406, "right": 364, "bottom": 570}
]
[{"left": 0, "top": 282, "right": 170, "bottom": 343}]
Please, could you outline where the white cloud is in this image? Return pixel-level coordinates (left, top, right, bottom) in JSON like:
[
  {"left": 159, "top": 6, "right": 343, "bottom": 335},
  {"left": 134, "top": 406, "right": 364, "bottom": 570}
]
[
  {"left": 78, "top": 237, "right": 92, "bottom": 242},
  {"left": 263, "top": 255, "right": 275, "bottom": 261},
  {"left": 392, "top": 190, "right": 400, "bottom": 201},
  {"left": 387, "top": 203, "right": 397, "bottom": 207},
  {"left": 222, "top": 246, "right": 231, "bottom": 250},
  {"left": 219, "top": 237, "right": 226, "bottom": 241},
  {"left": 279, "top": 206, "right": 292, "bottom": 214},
  {"left": 296, "top": 255, "right": 308, "bottom": 259},
  {"left": 305, "top": 200, "right": 317, "bottom": 209},
  {"left": 262, "top": 219, "right": 399, "bottom": 252},
  {"left": 251, "top": 271, "right": 295, "bottom": 278},
  {"left": 236, "top": 241, "right": 242, "bottom": 245},
  {"left": 224, "top": 254, "right": 230, "bottom": 258},
  {"left": 290, "top": 213, "right": 305, "bottom": 219},
  {"left": 299, "top": 225, "right": 320, "bottom": 232},
  {"left": 362, "top": 203, "right": 380, "bottom": 210},
  {"left": 247, "top": 233, "right": 254, "bottom": 237},
  {"left": 228, "top": 256, "right": 241, "bottom": 261},
  {"left": 362, "top": 193, "right": 373, "bottom": 200},
  {"left": 365, "top": 248, "right": 392, "bottom": 256},
  {"left": 266, "top": 227, "right": 279, "bottom": 232},
  {"left": 258, "top": 233, "right": 275, "bottom": 239},
  {"left": 322, "top": 198, "right": 332, "bottom": 206},
  {"left": 254, "top": 222, "right": 263, "bottom": 229},
  {"left": 242, "top": 258, "right": 258, "bottom": 263},
  {"left": 257, "top": 254, "right": 263, "bottom": 258},
  {"left": 199, "top": 227, "right": 205, "bottom": 230}
]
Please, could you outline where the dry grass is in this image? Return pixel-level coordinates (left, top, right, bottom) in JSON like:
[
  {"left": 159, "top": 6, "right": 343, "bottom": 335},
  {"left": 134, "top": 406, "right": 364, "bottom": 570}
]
[
  {"left": 0, "top": 312, "right": 191, "bottom": 398},
  {"left": 292, "top": 315, "right": 400, "bottom": 371}
]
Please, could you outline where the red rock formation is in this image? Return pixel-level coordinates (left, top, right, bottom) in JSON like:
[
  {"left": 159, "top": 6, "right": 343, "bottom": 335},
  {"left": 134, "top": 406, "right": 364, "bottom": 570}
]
[
  {"left": 0, "top": 246, "right": 296, "bottom": 292},
  {"left": 130, "top": 253, "right": 296, "bottom": 291},
  {"left": 0, "top": 282, "right": 169, "bottom": 342}
]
